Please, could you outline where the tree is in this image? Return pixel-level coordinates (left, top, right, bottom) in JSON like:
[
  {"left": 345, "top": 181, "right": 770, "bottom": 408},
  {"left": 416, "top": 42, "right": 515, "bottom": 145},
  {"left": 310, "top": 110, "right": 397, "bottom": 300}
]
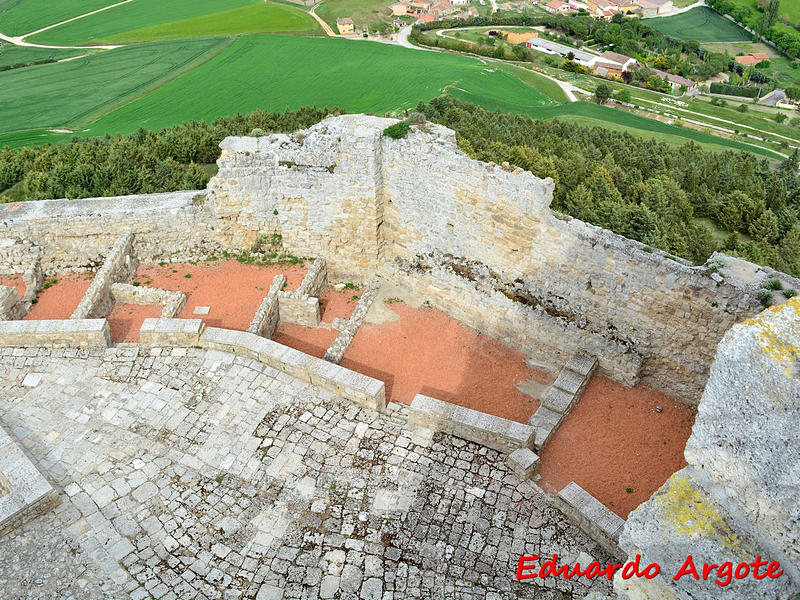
[
  {"left": 749, "top": 209, "right": 780, "bottom": 242},
  {"left": 614, "top": 88, "right": 632, "bottom": 103},
  {"left": 765, "top": 0, "right": 781, "bottom": 28},
  {"left": 595, "top": 83, "right": 613, "bottom": 104}
]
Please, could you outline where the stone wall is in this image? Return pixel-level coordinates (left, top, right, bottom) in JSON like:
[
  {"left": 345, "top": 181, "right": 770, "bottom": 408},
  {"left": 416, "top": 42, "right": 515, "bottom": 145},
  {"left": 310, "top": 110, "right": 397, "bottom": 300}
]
[
  {"left": 1, "top": 115, "right": 797, "bottom": 401},
  {"left": 616, "top": 298, "right": 800, "bottom": 599},
  {"left": 71, "top": 233, "right": 138, "bottom": 319},
  {"left": 110, "top": 283, "right": 186, "bottom": 318},
  {"left": 248, "top": 274, "right": 286, "bottom": 338}
]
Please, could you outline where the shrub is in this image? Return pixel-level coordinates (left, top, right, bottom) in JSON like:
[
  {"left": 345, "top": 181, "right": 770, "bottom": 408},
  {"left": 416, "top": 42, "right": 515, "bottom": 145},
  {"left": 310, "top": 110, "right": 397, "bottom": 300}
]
[
  {"left": 783, "top": 288, "right": 797, "bottom": 298},
  {"left": 774, "top": 113, "right": 787, "bottom": 123},
  {"left": 757, "top": 289, "right": 774, "bottom": 307},
  {"left": 764, "top": 277, "right": 783, "bottom": 290},
  {"left": 737, "top": 103, "right": 749, "bottom": 113},
  {"left": 383, "top": 121, "right": 412, "bottom": 139},
  {"left": 249, "top": 128, "right": 266, "bottom": 136}
]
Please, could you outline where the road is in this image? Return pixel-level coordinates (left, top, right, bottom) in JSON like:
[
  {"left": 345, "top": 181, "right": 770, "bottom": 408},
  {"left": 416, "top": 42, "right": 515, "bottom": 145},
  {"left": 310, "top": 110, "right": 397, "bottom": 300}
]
[
  {"left": 0, "top": 0, "right": 132, "bottom": 49},
  {"left": 309, "top": 4, "right": 337, "bottom": 37},
  {"left": 643, "top": 0, "right": 705, "bottom": 18}
]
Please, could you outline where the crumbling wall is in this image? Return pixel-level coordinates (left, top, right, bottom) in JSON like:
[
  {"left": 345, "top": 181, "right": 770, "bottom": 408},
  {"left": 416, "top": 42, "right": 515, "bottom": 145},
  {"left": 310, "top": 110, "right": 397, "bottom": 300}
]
[
  {"left": 615, "top": 298, "right": 800, "bottom": 599},
  {"left": 71, "top": 233, "right": 138, "bottom": 319}
]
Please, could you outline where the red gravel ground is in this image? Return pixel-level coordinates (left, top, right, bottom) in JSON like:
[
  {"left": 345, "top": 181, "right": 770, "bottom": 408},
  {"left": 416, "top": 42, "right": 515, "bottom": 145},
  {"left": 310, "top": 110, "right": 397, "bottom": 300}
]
[
  {"left": 24, "top": 273, "right": 93, "bottom": 320},
  {"left": 271, "top": 288, "right": 360, "bottom": 358},
  {"left": 538, "top": 376, "right": 695, "bottom": 518},
  {"left": 132, "top": 260, "right": 307, "bottom": 331},
  {"left": 340, "top": 301, "right": 549, "bottom": 423},
  {"left": 0, "top": 274, "right": 25, "bottom": 298},
  {"left": 107, "top": 304, "right": 164, "bottom": 343}
]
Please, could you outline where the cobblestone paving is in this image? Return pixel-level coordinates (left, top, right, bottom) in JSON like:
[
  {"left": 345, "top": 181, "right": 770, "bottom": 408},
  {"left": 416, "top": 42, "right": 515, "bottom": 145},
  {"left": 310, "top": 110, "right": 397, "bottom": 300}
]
[{"left": 0, "top": 346, "right": 613, "bottom": 599}]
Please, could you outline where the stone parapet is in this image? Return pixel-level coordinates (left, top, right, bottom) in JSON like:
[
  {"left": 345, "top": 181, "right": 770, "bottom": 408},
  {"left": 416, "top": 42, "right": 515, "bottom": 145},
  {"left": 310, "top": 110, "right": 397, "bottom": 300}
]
[
  {"left": 407, "top": 394, "right": 535, "bottom": 454},
  {"left": 556, "top": 482, "right": 625, "bottom": 560},
  {"left": 110, "top": 283, "right": 186, "bottom": 318},
  {"left": 0, "top": 319, "right": 111, "bottom": 348}
]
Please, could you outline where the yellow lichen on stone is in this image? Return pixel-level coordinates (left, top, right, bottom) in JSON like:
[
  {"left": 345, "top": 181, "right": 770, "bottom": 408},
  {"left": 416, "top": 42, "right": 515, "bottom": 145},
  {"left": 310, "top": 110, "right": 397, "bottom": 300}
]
[
  {"left": 656, "top": 472, "right": 745, "bottom": 555},
  {"left": 740, "top": 297, "right": 800, "bottom": 377}
]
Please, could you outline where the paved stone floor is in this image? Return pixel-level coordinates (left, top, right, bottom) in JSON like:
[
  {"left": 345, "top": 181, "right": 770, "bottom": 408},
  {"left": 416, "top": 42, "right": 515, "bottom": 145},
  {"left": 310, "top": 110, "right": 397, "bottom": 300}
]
[{"left": 0, "top": 345, "right": 613, "bottom": 599}]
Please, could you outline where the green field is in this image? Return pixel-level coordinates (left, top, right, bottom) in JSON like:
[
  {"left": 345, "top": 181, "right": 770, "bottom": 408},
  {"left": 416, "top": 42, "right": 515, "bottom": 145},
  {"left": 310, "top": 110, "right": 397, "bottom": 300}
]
[
  {"left": 0, "top": 0, "right": 117, "bottom": 36},
  {"left": 0, "top": 38, "right": 229, "bottom": 135},
  {"left": 101, "top": 3, "right": 320, "bottom": 42},
  {"left": 72, "top": 35, "right": 555, "bottom": 135},
  {"left": 29, "top": 0, "right": 260, "bottom": 44},
  {"left": 523, "top": 103, "right": 785, "bottom": 159},
  {"left": 315, "top": 0, "right": 393, "bottom": 31},
  {"left": 648, "top": 7, "right": 750, "bottom": 42},
  {"left": 0, "top": 44, "right": 88, "bottom": 68}
]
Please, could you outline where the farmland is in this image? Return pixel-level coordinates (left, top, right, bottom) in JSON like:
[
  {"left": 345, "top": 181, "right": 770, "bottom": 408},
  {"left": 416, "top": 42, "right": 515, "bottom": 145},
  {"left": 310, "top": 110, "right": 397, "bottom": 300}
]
[
  {"left": 0, "top": 38, "right": 230, "bottom": 137},
  {"left": 0, "top": 44, "right": 88, "bottom": 69},
  {"left": 27, "top": 0, "right": 262, "bottom": 45},
  {"left": 0, "top": 0, "right": 117, "bottom": 36},
  {"left": 648, "top": 7, "right": 750, "bottom": 42},
  {"left": 80, "top": 35, "right": 555, "bottom": 135},
  {"left": 315, "top": 0, "right": 395, "bottom": 32},
  {"left": 100, "top": 4, "right": 321, "bottom": 42}
]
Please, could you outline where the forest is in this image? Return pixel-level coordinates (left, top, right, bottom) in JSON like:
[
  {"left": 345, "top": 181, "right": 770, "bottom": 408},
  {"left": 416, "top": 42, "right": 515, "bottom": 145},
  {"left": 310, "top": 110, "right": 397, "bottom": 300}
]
[{"left": 1, "top": 100, "right": 799, "bottom": 277}]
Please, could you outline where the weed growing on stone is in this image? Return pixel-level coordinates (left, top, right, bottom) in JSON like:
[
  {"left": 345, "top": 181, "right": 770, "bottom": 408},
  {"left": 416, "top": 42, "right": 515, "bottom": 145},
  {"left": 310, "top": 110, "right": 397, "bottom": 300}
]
[
  {"left": 764, "top": 277, "right": 783, "bottom": 291},
  {"left": 757, "top": 289, "right": 773, "bottom": 307},
  {"left": 783, "top": 288, "right": 797, "bottom": 299}
]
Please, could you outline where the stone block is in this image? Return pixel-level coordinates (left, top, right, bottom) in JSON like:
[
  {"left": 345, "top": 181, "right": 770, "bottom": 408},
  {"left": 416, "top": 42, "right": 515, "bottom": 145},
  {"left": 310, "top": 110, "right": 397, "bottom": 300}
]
[
  {"left": 140, "top": 318, "right": 205, "bottom": 346},
  {"left": 506, "top": 448, "right": 540, "bottom": 480},
  {"left": 540, "top": 387, "right": 575, "bottom": 414},
  {"left": 565, "top": 352, "right": 598, "bottom": 377},
  {"left": 528, "top": 406, "right": 562, "bottom": 450},
  {"left": 551, "top": 369, "right": 586, "bottom": 396}
]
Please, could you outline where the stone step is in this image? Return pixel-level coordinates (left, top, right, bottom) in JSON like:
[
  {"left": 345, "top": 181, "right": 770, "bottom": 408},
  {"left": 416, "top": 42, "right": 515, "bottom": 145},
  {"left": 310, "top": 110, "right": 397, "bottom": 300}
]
[{"left": 528, "top": 405, "right": 563, "bottom": 450}]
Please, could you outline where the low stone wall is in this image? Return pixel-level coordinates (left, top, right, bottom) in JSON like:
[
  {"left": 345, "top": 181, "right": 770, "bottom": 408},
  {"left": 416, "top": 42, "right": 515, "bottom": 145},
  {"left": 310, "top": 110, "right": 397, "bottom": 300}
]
[
  {"left": 0, "top": 287, "right": 17, "bottom": 320},
  {"left": 555, "top": 482, "right": 625, "bottom": 560},
  {"left": 110, "top": 283, "right": 186, "bottom": 318},
  {"left": 0, "top": 425, "right": 59, "bottom": 536},
  {"left": 278, "top": 293, "right": 320, "bottom": 327},
  {"left": 296, "top": 257, "right": 328, "bottom": 297},
  {"left": 139, "top": 319, "right": 385, "bottom": 412},
  {"left": 71, "top": 233, "right": 137, "bottom": 319},
  {"left": 324, "top": 275, "right": 381, "bottom": 364},
  {"left": 0, "top": 319, "right": 112, "bottom": 348},
  {"left": 247, "top": 274, "right": 285, "bottom": 338},
  {"left": 407, "top": 394, "right": 536, "bottom": 454}
]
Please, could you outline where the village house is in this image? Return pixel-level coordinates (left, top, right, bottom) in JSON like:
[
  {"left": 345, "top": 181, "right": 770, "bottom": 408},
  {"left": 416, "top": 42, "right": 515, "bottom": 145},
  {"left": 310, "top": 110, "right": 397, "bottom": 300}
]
[
  {"left": 593, "top": 61, "right": 624, "bottom": 78},
  {"left": 526, "top": 37, "right": 601, "bottom": 67},
  {"left": 600, "top": 50, "right": 638, "bottom": 71},
  {"left": 543, "top": 0, "right": 575, "bottom": 13},
  {"left": 390, "top": 2, "right": 411, "bottom": 16},
  {"left": 450, "top": 0, "right": 469, "bottom": 5},
  {"left": 454, "top": 6, "right": 479, "bottom": 19},
  {"left": 734, "top": 52, "right": 770, "bottom": 67},
  {"left": 608, "top": 0, "right": 640, "bottom": 12},
  {"left": 638, "top": 0, "right": 673, "bottom": 17},
  {"left": 568, "top": 0, "right": 590, "bottom": 10},
  {"left": 336, "top": 17, "right": 355, "bottom": 34},
  {"left": 650, "top": 67, "right": 697, "bottom": 93}
]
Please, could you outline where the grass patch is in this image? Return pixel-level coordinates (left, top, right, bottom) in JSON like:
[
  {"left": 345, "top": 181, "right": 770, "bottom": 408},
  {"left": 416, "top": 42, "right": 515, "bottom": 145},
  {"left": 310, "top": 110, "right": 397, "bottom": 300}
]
[
  {"left": 648, "top": 7, "right": 750, "bottom": 42},
  {"left": 0, "top": 45, "right": 89, "bottom": 70},
  {"left": 315, "top": 0, "right": 394, "bottom": 31}
]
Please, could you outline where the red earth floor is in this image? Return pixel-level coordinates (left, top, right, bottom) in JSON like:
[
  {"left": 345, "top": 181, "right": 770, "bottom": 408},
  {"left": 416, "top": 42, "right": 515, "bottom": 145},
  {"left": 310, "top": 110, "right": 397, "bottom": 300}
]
[
  {"left": 107, "top": 303, "right": 164, "bottom": 343},
  {"left": 340, "top": 301, "right": 549, "bottom": 423},
  {"left": 24, "top": 273, "right": 93, "bottom": 320},
  {"left": 538, "top": 376, "right": 695, "bottom": 517},
  {"left": 132, "top": 260, "right": 307, "bottom": 332}
]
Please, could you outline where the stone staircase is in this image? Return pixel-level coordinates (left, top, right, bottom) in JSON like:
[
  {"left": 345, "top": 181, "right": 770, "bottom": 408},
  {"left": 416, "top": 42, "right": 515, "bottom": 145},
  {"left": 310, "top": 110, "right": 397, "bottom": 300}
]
[{"left": 529, "top": 351, "right": 598, "bottom": 451}]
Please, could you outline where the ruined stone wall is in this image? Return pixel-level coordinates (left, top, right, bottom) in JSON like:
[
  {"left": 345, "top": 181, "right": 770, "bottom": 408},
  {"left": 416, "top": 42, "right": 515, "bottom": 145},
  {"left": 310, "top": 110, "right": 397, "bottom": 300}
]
[{"left": 0, "top": 114, "right": 795, "bottom": 402}]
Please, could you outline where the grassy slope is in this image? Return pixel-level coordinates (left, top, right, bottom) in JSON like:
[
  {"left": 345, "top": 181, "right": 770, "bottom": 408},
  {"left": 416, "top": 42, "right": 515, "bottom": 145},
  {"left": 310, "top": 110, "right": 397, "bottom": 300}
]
[
  {"left": 0, "top": 0, "right": 117, "bottom": 36},
  {"left": 0, "top": 44, "right": 87, "bottom": 68},
  {"left": 0, "top": 37, "right": 228, "bottom": 135},
  {"left": 101, "top": 3, "right": 320, "bottom": 42},
  {"left": 29, "top": 0, "right": 259, "bottom": 45},
  {"left": 315, "top": 0, "right": 392, "bottom": 30},
  {"left": 648, "top": 7, "right": 750, "bottom": 42},
  {"left": 78, "top": 35, "right": 553, "bottom": 134}
]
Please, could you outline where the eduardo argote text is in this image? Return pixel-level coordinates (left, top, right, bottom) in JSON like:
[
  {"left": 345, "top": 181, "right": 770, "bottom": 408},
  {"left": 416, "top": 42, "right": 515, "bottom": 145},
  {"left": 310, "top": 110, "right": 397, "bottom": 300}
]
[{"left": 517, "top": 553, "right": 785, "bottom": 587}]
